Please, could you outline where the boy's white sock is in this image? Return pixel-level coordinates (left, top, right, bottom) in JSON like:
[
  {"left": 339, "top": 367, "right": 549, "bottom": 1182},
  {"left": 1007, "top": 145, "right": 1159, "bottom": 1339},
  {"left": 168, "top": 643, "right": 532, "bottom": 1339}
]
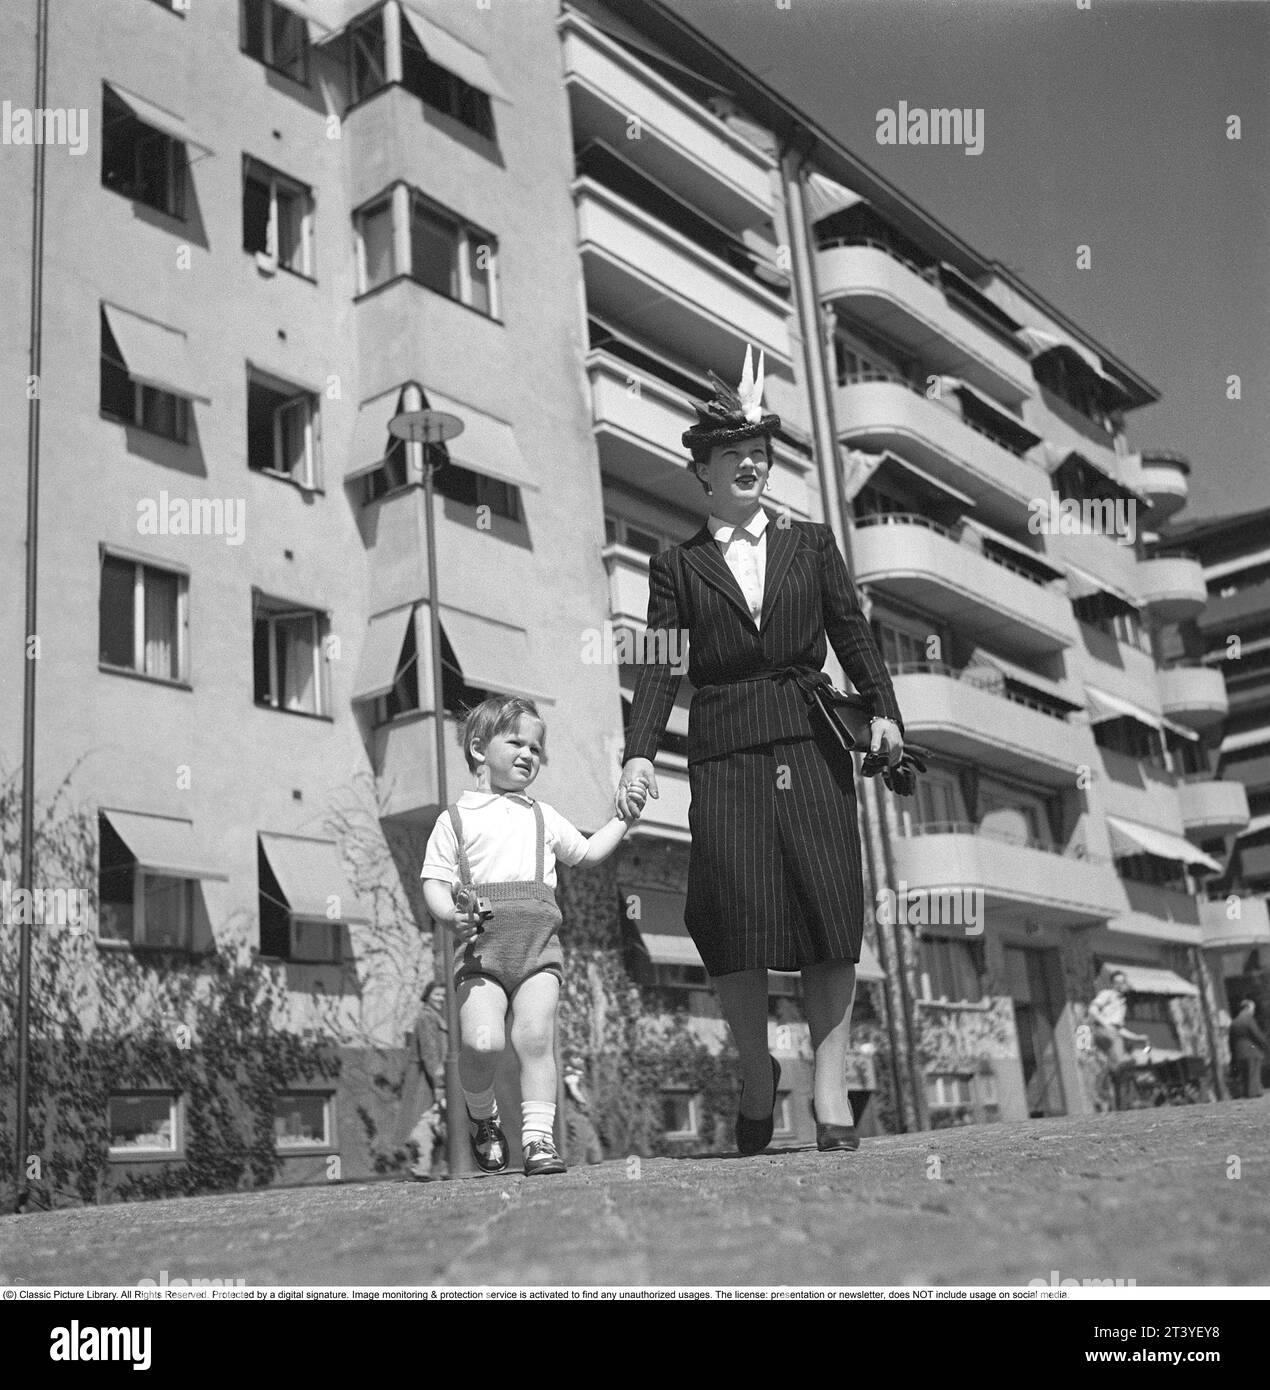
[
  {"left": 522, "top": 1102, "right": 555, "bottom": 1148},
  {"left": 463, "top": 1084, "right": 497, "bottom": 1121}
]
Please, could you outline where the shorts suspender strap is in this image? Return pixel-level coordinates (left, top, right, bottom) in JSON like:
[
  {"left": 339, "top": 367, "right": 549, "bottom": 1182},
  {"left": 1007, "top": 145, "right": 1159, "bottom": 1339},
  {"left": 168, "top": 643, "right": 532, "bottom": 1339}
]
[
  {"left": 448, "top": 805, "right": 473, "bottom": 889},
  {"left": 533, "top": 801, "right": 546, "bottom": 885}
]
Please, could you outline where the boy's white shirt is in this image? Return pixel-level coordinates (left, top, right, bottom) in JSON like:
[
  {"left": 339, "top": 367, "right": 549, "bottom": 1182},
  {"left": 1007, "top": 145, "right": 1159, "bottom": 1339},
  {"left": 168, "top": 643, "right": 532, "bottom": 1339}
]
[{"left": 420, "top": 789, "right": 588, "bottom": 890}]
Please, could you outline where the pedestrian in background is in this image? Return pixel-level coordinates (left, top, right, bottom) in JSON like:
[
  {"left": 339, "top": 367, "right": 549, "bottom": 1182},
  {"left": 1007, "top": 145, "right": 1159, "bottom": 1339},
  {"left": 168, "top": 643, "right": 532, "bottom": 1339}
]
[
  {"left": 397, "top": 982, "right": 447, "bottom": 1180},
  {"left": 1088, "top": 970, "right": 1150, "bottom": 1111},
  {"left": 563, "top": 1055, "right": 605, "bottom": 1166},
  {"left": 1228, "top": 998, "right": 1266, "bottom": 1100}
]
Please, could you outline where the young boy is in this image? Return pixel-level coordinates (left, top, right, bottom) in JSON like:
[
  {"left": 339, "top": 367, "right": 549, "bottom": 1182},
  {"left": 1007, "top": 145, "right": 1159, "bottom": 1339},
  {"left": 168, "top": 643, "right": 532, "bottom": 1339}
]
[{"left": 421, "top": 696, "right": 646, "bottom": 1176}]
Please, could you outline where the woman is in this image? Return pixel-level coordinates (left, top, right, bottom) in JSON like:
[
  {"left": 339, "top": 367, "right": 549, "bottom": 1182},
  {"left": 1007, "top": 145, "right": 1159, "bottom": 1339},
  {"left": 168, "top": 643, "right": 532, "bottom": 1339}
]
[{"left": 616, "top": 348, "right": 906, "bottom": 1155}]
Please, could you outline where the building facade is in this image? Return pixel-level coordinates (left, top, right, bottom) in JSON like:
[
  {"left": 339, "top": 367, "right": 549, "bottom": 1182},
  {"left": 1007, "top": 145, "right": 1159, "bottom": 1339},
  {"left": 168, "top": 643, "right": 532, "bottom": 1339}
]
[{"left": 0, "top": 0, "right": 1239, "bottom": 1192}]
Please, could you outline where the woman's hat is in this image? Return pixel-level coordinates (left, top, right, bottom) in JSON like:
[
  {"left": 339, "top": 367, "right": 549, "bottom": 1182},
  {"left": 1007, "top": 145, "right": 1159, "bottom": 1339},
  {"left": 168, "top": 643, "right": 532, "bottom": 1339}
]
[{"left": 682, "top": 345, "right": 780, "bottom": 458}]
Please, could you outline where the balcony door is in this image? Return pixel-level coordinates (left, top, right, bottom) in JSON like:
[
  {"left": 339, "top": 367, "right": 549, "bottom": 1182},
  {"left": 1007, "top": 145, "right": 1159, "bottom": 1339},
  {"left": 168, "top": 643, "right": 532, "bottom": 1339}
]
[{"left": 1003, "top": 944, "right": 1068, "bottom": 1117}]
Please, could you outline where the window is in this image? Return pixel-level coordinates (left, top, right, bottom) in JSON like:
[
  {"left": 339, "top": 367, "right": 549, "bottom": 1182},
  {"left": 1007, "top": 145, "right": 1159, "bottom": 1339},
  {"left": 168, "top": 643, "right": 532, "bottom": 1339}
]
[
  {"left": 1116, "top": 853, "right": 1189, "bottom": 893},
  {"left": 1033, "top": 350, "right": 1114, "bottom": 432},
  {"left": 920, "top": 935, "right": 983, "bottom": 1003},
  {"left": 101, "top": 85, "right": 185, "bottom": 217},
  {"left": 1093, "top": 715, "right": 1168, "bottom": 771},
  {"left": 257, "top": 844, "right": 344, "bottom": 962},
  {"left": 440, "top": 625, "right": 495, "bottom": 718},
  {"left": 926, "top": 1074, "right": 981, "bottom": 1127},
  {"left": 253, "top": 593, "right": 328, "bottom": 716},
  {"left": 400, "top": 22, "right": 495, "bottom": 139},
  {"left": 247, "top": 371, "right": 321, "bottom": 487},
  {"left": 348, "top": 10, "right": 388, "bottom": 103},
  {"left": 373, "top": 611, "right": 420, "bottom": 725},
  {"left": 874, "top": 617, "right": 941, "bottom": 673},
  {"left": 274, "top": 1092, "right": 333, "bottom": 1149},
  {"left": 904, "top": 771, "right": 961, "bottom": 833},
  {"left": 243, "top": 157, "right": 314, "bottom": 275},
  {"left": 660, "top": 1090, "right": 699, "bottom": 1139},
  {"left": 98, "top": 813, "right": 196, "bottom": 950},
  {"left": 354, "top": 189, "right": 498, "bottom": 316},
  {"left": 1073, "top": 591, "right": 1149, "bottom": 653},
  {"left": 99, "top": 552, "right": 187, "bottom": 683},
  {"left": 604, "top": 514, "right": 672, "bottom": 555},
  {"left": 109, "top": 1093, "right": 181, "bottom": 1155},
  {"left": 355, "top": 197, "right": 396, "bottom": 291},
  {"left": 978, "top": 783, "right": 1052, "bottom": 849},
  {"left": 1125, "top": 995, "right": 1182, "bottom": 1053},
  {"left": 240, "top": 0, "right": 308, "bottom": 83},
  {"left": 100, "top": 310, "right": 189, "bottom": 442},
  {"left": 434, "top": 462, "right": 520, "bottom": 521}
]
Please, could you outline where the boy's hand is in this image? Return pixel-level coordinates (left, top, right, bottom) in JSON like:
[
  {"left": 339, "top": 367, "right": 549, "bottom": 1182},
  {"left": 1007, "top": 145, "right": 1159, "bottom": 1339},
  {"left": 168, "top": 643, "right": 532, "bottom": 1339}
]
[
  {"left": 621, "top": 777, "right": 648, "bottom": 823},
  {"left": 448, "top": 887, "right": 488, "bottom": 943}
]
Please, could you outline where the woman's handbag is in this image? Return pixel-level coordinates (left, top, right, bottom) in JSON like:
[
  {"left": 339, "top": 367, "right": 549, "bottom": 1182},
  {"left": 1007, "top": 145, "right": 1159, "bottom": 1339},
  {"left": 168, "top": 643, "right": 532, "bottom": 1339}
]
[{"left": 793, "top": 670, "right": 929, "bottom": 796}]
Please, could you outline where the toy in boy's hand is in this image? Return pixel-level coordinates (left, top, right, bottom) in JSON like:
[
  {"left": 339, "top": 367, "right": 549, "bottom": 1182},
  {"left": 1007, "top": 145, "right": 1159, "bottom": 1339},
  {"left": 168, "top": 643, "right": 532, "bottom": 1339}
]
[{"left": 453, "top": 885, "right": 493, "bottom": 933}]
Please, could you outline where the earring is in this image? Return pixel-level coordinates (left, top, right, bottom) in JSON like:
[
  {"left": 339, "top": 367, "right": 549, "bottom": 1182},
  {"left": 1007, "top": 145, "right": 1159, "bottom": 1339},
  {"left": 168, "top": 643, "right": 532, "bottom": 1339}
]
[{"left": 705, "top": 485, "right": 713, "bottom": 495}]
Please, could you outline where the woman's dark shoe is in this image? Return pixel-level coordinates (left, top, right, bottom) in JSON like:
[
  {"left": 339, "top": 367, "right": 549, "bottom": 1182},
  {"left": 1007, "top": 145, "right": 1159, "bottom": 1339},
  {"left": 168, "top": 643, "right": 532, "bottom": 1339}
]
[
  {"left": 810, "top": 1100, "right": 860, "bottom": 1152},
  {"left": 815, "top": 1122, "right": 860, "bottom": 1152},
  {"left": 736, "top": 1056, "right": 781, "bottom": 1156}
]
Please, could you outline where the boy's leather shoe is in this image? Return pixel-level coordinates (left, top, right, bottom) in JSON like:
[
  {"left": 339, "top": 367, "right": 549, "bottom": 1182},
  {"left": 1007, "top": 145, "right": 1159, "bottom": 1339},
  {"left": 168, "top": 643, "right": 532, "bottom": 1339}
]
[
  {"left": 736, "top": 1056, "right": 781, "bottom": 1156},
  {"left": 467, "top": 1109, "right": 509, "bottom": 1173},
  {"left": 522, "top": 1138, "right": 567, "bottom": 1176}
]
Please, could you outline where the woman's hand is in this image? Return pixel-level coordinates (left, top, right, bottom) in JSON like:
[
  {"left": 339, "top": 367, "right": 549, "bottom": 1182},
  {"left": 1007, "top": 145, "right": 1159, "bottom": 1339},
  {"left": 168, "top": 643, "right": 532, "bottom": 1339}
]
[
  {"left": 617, "top": 757, "right": 658, "bottom": 818},
  {"left": 869, "top": 717, "right": 904, "bottom": 768}
]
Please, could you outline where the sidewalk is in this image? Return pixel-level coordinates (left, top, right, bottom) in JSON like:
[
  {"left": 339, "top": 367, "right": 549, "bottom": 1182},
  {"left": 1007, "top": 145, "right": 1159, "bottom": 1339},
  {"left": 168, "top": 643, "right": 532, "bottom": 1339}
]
[{"left": 2, "top": 1103, "right": 1267, "bottom": 1287}]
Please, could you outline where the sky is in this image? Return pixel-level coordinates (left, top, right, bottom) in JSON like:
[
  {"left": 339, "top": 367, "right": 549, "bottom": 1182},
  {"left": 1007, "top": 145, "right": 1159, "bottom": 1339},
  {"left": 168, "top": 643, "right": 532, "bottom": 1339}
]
[{"left": 674, "top": 0, "right": 1269, "bottom": 524}]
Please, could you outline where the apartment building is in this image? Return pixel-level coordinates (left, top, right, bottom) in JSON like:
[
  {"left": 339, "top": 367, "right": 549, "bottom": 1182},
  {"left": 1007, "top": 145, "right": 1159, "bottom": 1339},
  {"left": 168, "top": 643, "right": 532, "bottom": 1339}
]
[
  {"left": 1155, "top": 503, "right": 1270, "bottom": 1033},
  {"left": 2, "top": 0, "right": 1236, "bottom": 1188}
]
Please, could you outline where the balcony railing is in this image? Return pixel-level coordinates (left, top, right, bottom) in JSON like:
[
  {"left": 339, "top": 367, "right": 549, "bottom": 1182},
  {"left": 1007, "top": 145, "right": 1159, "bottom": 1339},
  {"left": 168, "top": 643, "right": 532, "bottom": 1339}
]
[
  {"left": 818, "top": 235, "right": 939, "bottom": 286},
  {"left": 838, "top": 369, "right": 1030, "bottom": 458},
  {"left": 885, "top": 659, "right": 1072, "bottom": 721},
  {"left": 898, "top": 818, "right": 1107, "bottom": 864},
  {"left": 855, "top": 511, "right": 1054, "bottom": 587}
]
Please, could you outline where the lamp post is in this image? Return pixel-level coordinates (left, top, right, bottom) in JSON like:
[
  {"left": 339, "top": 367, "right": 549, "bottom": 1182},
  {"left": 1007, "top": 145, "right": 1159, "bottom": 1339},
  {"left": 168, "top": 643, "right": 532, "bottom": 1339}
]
[{"left": 388, "top": 402, "right": 471, "bottom": 1179}]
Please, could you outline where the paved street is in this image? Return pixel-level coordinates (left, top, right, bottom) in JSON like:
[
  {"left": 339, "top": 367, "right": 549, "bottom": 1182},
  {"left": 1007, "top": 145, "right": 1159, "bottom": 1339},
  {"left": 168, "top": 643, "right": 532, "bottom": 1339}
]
[{"left": 2, "top": 1103, "right": 1268, "bottom": 1288}]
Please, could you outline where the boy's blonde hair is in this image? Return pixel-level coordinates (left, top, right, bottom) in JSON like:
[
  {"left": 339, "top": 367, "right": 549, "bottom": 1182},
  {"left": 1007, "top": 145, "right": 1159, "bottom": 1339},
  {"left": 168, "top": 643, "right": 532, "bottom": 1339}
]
[{"left": 460, "top": 696, "right": 546, "bottom": 773}]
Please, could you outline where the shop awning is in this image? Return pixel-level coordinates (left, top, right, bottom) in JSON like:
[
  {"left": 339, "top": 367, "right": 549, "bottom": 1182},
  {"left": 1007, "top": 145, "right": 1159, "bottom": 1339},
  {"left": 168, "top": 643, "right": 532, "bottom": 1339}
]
[
  {"left": 346, "top": 388, "right": 404, "bottom": 482},
  {"left": 1085, "top": 685, "right": 1198, "bottom": 742},
  {"left": 441, "top": 606, "right": 549, "bottom": 701},
  {"left": 102, "top": 303, "right": 210, "bottom": 404},
  {"left": 352, "top": 606, "right": 414, "bottom": 702},
  {"left": 259, "top": 833, "right": 371, "bottom": 922},
  {"left": 934, "top": 375, "right": 1042, "bottom": 453},
  {"left": 1111, "top": 963, "right": 1200, "bottom": 998},
  {"left": 400, "top": 3, "right": 510, "bottom": 102},
  {"left": 804, "top": 171, "right": 867, "bottom": 224},
  {"left": 1105, "top": 815, "right": 1223, "bottom": 874},
  {"left": 101, "top": 809, "right": 228, "bottom": 881},
  {"left": 426, "top": 388, "right": 537, "bottom": 491},
  {"left": 104, "top": 81, "right": 213, "bottom": 159},
  {"left": 1016, "top": 325, "right": 1107, "bottom": 381}
]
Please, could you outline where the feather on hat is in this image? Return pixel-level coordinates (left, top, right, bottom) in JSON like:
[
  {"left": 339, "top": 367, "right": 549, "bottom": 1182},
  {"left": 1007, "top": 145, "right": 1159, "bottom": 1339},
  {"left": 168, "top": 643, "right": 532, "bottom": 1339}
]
[{"left": 682, "top": 345, "right": 780, "bottom": 455}]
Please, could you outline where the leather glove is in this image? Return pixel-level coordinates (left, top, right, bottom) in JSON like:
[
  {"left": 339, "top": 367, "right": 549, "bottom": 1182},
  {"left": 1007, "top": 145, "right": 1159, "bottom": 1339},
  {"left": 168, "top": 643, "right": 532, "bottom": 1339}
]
[{"left": 860, "top": 744, "right": 929, "bottom": 797}]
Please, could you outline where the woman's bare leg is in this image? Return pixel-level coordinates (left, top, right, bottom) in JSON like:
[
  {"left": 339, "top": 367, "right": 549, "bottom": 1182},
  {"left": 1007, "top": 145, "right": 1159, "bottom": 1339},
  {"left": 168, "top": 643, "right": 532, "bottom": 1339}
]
[
  {"left": 802, "top": 959, "right": 857, "bottom": 1126},
  {"left": 712, "top": 966, "right": 775, "bottom": 1119}
]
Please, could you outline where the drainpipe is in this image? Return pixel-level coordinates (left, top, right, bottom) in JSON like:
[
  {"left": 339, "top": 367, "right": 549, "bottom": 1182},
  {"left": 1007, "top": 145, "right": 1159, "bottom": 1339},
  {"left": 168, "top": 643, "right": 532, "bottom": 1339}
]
[{"left": 780, "top": 134, "right": 925, "bottom": 1130}]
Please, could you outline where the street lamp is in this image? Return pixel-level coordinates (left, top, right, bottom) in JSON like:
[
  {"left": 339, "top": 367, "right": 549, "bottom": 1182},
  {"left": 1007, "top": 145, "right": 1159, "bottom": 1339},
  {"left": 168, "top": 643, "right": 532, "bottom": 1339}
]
[{"left": 387, "top": 402, "right": 472, "bottom": 1179}]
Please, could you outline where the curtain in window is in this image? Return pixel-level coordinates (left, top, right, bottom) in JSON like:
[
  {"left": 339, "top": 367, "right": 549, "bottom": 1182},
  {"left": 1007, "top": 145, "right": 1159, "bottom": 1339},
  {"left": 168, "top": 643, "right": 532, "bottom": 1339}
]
[
  {"left": 277, "top": 396, "right": 309, "bottom": 478},
  {"left": 279, "top": 614, "right": 317, "bottom": 712},
  {"left": 360, "top": 202, "right": 394, "bottom": 288},
  {"left": 142, "top": 874, "right": 187, "bottom": 948},
  {"left": 143, "top": 568, "right": 179, "bottom": 679}
]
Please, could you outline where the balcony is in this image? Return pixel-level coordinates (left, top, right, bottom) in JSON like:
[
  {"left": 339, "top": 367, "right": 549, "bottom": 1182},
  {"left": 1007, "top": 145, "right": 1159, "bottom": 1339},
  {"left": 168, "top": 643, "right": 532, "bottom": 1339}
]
[
  {"left": 1137, "top": 555, "right": 1207, "bottom": 623},
  {"left": 603, "top": 541, "right": 652, "bottom": 630},
  {"left": 1108, "top": 881, "right": 1203, "bottom": 947},
  {"left": 1176, "top": 776, "right": 1250, "bottom": 840},
  {"left": 588, "top": 350, "right": 811, "bottom": 518},
  {"left": 575, "top": 179, "right": 792, "bottom": 373},
  {"left": 560, "top": 12, "right": 773, "bottom": 231},
  {"left": 890, "top": 668, "right": 1085, "bottom": 788},
  {"left": 1197, "top": 577, "right": 1270, "bottom": 636},
  {"left": 1200, "top": 894, "right": 1270, "bottom": 951},
  {"left": 371, "top": 712, "right": 474, "bottom": 819},
  {"left": 1134, "top": 450, "right": 1190, "bottom": 522},
  {"left": 1158, "top": 663, "right": 1228, "bottom": 729},
  {"left": 816, "top": 241, "right": 1034, "bottom": 407},
  {"left": 834, "top": 377, "right": 1050, "bottom": 530},
  {"left": 629, "top": 758, "right": 691, "bottom": 841},
  {"left": 890, "top": 825, "right": 1122, "bottom": 927},
  {"left": 852, "top": 515, "right": 1075, "bottom": 654}
]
